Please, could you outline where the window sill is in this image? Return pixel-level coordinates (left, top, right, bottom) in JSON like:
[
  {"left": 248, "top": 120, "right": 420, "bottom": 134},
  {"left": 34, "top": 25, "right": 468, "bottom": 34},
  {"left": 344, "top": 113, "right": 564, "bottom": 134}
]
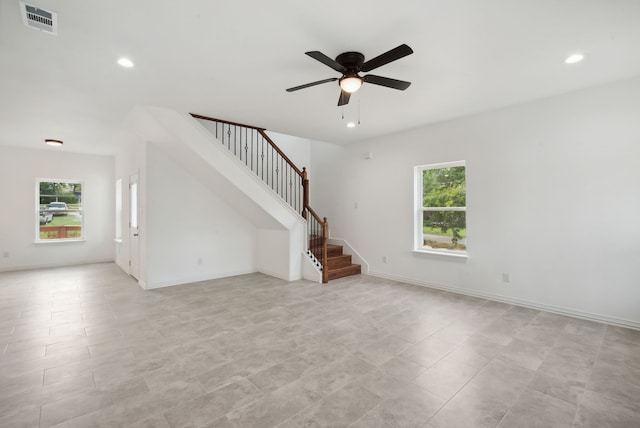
[
  {"left": 34, "top": 239, "right": 86, "bottom": 245},
  {"left": 413, "top": 249, "right": 468, "bottom": 260}
]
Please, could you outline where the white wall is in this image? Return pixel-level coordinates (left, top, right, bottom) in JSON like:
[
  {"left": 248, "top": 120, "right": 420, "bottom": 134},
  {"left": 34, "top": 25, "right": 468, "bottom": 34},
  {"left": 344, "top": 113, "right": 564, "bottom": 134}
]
[
  {"left": 0, "top": 146, "right": 115, "bottom": 271},
  {"left": 312, "top": 76, "right": 640, "bottom": 328},
  {"left": 309, "top": 140, "right": 347, "bottom": 220},
  {"left": 266, "top": 131, "right": 312, "bottom": 178},
  {"left": 145, "top": 144, "right": 257, "bottom": 288},
  {"left": 256, "top": 229, "right": 292, "bottom": 280}
]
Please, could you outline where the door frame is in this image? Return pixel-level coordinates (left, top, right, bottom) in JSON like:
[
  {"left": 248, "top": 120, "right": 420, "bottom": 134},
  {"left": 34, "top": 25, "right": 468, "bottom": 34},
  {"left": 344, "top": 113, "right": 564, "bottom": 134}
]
[{"left": 129, "top": 171, "right": 140, "bottom": 280}]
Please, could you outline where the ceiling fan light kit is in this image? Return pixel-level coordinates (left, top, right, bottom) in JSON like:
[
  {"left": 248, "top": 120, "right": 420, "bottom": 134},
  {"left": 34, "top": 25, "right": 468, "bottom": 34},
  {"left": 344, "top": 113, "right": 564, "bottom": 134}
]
[
  {"left": 339, "top": 76, "right": 362, "bottom": 93},
  {"left": 286, "top": 44, "right": 413, "bottom": 106}
]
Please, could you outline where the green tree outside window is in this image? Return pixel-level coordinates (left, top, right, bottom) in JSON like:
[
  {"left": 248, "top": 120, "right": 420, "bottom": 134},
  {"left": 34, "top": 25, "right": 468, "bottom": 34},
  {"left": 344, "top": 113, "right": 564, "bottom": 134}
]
[{"left": 421, "top": 164, "right": 466, "bottom": 251}]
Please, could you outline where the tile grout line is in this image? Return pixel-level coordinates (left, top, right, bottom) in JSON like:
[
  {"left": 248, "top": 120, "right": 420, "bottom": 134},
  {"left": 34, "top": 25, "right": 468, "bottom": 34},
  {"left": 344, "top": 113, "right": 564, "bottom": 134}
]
[{"left": 569, "top": 327, "right": 605, "bottom": 426}]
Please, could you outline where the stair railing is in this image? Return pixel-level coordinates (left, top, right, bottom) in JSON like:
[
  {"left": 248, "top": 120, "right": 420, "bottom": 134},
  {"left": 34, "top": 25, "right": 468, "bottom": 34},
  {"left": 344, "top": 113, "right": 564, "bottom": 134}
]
[
  {"left": 191, "top": 113, "right": 329, "bottom": 283},
  {"left": 305, "top": 206, "right": 329, "bottom": 283},
  {"left": 191, "top": 114, "right": 305, "bottom": 214}
]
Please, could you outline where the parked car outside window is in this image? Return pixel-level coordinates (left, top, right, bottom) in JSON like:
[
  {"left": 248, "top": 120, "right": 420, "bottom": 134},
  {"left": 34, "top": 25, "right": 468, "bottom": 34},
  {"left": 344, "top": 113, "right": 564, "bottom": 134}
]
[
  {"left": 39, "top": 208, "right": 53, "bottom": 224},
  {"left": 48, "top": 202, "right": 68, "bottom": 216}
]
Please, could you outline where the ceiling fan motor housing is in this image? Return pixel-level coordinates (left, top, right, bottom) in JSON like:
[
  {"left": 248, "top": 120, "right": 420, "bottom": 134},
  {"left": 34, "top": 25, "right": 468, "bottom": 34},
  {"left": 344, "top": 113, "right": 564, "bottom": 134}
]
[
  {"left": 336, "top": 52, "right": 365, "bottom": 93},
  {"left": 336, "top": 52, "right": 365, "bottom": 75}
]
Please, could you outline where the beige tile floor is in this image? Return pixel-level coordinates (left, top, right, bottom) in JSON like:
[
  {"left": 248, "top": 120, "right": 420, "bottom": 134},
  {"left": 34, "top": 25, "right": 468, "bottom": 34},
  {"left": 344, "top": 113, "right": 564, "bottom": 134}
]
[{"left": 1, "top": 263, "right": 639, "bottom": 427}]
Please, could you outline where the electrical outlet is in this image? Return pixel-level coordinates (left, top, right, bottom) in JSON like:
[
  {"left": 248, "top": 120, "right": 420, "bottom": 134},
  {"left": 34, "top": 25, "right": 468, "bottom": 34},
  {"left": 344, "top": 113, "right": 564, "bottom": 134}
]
[
  {"left": 354, "top": 202, "right": 358, "bottom": 209},
  {"left": 3, "top": 251, "right": 9, "bottom": 258},
  {"left": 382, "top": 256, "right": 387, "bottom": 263},
  {"left": 197, "top": 257, "right": 203, "bottom": 265},
  {"left": 502, "top": 272, "right": 511, "bottom": 283}
]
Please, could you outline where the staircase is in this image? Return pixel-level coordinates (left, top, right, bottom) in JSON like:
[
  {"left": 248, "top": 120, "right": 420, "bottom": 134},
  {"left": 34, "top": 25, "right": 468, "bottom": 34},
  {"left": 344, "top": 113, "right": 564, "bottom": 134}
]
[
  {"left": 192, "top": 113, "right": 362, "bottom": 283},
  {"left": 326, "top": 244, "right": 361, "bottom": 281},
  {"left": 308, "top": 235, "right": 361, "bottom": 281}
]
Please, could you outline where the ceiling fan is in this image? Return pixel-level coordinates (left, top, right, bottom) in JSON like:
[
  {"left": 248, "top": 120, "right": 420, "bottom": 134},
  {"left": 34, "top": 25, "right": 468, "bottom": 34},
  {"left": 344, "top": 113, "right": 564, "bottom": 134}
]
[{"left": 286, "top": 44, "right": 414, "bottom": 106}]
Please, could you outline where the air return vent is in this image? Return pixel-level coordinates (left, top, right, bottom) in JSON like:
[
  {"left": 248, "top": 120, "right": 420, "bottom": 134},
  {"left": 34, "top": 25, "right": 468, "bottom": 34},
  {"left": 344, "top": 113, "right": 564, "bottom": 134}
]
[{"left": 20, "top": 1, "right": 58, "bottom": 35}]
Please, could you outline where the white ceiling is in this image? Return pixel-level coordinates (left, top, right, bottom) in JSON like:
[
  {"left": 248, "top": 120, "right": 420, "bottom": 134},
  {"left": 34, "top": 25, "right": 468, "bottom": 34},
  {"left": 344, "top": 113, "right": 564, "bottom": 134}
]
[{"left": 1, "top": 0, "right": 640, "bottom": 155}]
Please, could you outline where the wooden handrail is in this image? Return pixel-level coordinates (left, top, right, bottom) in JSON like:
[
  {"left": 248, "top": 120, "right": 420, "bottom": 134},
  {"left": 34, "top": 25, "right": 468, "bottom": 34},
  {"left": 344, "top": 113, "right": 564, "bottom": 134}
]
[
  {"left": 191, "top": 113, "right": 304, "bottom": 177},
  {"left": 305, "top": 205, "right": 324, "bottom": 224},
  {"left": 256, "top": 129, "right": 304, "bottom": 177},
  {"left": 190, "top": 113, "right": 266, "bottom": 131}
]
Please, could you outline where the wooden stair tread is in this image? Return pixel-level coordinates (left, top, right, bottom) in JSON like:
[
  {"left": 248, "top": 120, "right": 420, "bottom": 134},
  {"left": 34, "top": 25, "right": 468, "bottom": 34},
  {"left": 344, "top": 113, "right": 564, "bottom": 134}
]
[
  {"left": 327, "top": 254, "right": 352, "bottom": 269},
  {"left": 310, "top": 244, "right": 344, "bottom": 259},
  {"left": 327, "top": 263, "right": 361, "bottom": 281}
]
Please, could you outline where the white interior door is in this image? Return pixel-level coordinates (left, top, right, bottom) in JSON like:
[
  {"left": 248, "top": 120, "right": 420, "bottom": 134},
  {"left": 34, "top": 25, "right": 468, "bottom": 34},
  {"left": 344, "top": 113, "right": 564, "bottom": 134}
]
[{"left": 129, "top": 172, "right": 140, "bottom": 280}]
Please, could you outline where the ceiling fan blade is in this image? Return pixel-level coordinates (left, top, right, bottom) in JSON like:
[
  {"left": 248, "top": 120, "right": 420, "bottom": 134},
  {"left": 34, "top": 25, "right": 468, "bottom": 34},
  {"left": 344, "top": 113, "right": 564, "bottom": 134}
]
[
  {"left": 286, "top": 77, "right": 338, "bottom": 92},
  {"left": 305, "top": 51, "right": 347, "bottom": 73},
  {"left": 361, "top": 44, "right": 413, "bottom": 72},
  {"left": 363, "top": 74, "right": 411, "bottom": 90},
  {"left": 337, "top": 90, "right": 351, "bottom": 106}
]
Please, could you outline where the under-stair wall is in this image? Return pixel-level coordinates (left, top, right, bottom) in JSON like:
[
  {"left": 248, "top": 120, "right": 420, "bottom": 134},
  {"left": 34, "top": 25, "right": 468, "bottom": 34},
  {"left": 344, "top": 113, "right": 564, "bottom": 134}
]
[
  {"left": 124, "top": 106, "right": 316, "bottom": 287},
  {"left": 144, "top": 143, "right": 258, "bottom": 287}
]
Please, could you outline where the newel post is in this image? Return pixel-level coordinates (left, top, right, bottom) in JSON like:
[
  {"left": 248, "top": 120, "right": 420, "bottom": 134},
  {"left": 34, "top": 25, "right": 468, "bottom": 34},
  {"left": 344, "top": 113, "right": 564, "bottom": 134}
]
[
  {"left": 322, "top": 216, "right": 329, "bottom": 283},
  {"left": 302, "top": 167, "right": 309, "bottom": 219}
]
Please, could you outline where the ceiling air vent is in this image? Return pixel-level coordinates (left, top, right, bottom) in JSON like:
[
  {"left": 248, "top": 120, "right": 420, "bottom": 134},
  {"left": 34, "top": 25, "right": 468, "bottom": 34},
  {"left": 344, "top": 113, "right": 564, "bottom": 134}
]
[{"left": 20, "top": 1, "right": 58, "bottom": 35}]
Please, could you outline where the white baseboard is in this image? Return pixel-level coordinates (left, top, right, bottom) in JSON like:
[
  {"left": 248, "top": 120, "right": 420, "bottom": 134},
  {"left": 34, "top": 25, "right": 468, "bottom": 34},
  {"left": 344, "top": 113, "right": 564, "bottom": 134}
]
[
  {"left": 144, "top": 268, "right": 258, "bottom": 289},
  {"left": 257, "top": 267, "right": 301, "bottom": 282},
  {"left": 368, "top": 270, "right": 640, "bottom": 331},
  {"left": 0, "top": 258, "right": 114, "bottom": 273}
]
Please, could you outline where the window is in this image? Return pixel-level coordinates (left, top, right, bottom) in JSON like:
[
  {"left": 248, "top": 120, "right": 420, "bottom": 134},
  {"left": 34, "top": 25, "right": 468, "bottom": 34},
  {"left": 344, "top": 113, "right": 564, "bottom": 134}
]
[
  {"left": 415, "top": 161, "right": 467, "bottom": 256},
  {"left": 37, "top": 179, "right": 83, "bottom": 241}
]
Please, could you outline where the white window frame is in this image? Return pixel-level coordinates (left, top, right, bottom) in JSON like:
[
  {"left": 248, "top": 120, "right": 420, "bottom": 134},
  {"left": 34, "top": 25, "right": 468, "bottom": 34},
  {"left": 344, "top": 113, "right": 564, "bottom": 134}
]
[
  {"left": 413, "top": 160, "right": 467, "bottom": 258},
  {"left": 36, "top": 178, "right": 85, "bottom": 243}
]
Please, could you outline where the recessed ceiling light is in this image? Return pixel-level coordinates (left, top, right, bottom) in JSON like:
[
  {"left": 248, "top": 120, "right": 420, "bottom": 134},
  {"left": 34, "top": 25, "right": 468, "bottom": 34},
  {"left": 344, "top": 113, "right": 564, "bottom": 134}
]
[
  {"left": 117, "top": 57, "right": 134, "bottom": 68},
  {"left": 346, "top": 122, "right": 356, "bottom": 128},
  {"left": 45, "top": 139, "right": 63, "bottom": 147},
  {"left": 564, "top": 53, "right": 584, "bottom": 64}
]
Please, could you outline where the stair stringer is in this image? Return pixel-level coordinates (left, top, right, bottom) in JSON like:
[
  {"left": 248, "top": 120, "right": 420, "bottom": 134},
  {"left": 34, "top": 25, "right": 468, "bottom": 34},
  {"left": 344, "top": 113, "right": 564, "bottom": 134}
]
[
  {"left": 302, "top": 250, "right": 323, "bottom": 283},
  {"left": 126, "top": 105, "right": 307, "bottom": 282}
]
